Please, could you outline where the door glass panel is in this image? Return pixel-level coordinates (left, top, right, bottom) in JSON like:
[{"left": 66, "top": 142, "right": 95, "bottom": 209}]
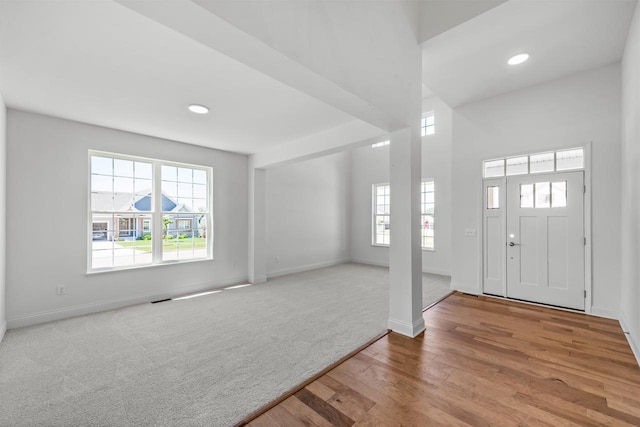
[
  {"left": 484, "top": 159, "right": 505, "bottom": 178},
  {"left": 556, "top": 148, "right": 584, "bottom": 171},
  {"left": 487, "top": 186, "right": 500, "bottom": 209},
  {"left": 506, "top": 156, "right": 528, "bottom": 176},
  {"left": 530, "top": 152, "right": 555, "bottom": 173},
  {"left": 535, "top": 182, "right": 551, "bottom": 208},
  {"left": 520, "top": 184, "right": 534, "bottom": 208},
  {"left": 552, "top": 181, "right": 567, "bottom": 207}
]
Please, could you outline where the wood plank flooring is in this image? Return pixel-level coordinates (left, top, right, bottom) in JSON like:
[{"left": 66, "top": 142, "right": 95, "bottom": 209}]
[{"left": 247, "top": 292, "right": 640, "bottom": 426}]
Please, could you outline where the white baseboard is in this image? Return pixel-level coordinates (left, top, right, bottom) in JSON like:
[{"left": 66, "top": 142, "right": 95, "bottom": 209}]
[
  {"left": 349, "top": 258, "right": 451, "bottom": 276},
  {"left": 590, "top": 306, "right": 619, "bottom": 320},
  {"left": 249, "top": 275, "right": 267, "bottom": 284},
  {"left": 451, "top": 282, "right": 480, "bottom": 295},
  {"left": 619, "top": 310, "right": 640, "bottom": 368},
  {"left": 267, "top": 258, "right": 349, "bottom": 279},
  {"left": 6, "top": 275, "right": 248, "bottom": 329},
  {"left": 0, "top": 320, "right": 6, "bottom": 344},
  {"left": 388, "top": 316, "right": 426, "bottom": 338}
]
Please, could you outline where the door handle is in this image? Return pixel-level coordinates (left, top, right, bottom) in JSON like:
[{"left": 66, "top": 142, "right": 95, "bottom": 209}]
[{"left": 509, "top": 242, "right": 520, "bottom": 246}]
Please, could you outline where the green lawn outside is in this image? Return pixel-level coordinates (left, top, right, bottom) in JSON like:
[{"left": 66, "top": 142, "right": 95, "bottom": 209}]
[{"left": 117, "top": 237, "right": 206, "bottom": 252}]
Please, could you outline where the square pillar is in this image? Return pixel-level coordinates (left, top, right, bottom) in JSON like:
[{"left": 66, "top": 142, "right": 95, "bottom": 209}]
[{"left": 388, "top": 126, "right": 424, "bottom": 337}]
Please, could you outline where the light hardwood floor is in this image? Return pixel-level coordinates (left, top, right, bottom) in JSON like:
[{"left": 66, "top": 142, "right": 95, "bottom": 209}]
[{"left": 247, "top": 292, "right": 640, "bottom": 426}]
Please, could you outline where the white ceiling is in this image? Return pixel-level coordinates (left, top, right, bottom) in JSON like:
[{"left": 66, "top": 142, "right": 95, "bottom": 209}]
[
  {"left": 0, "top": 1, "right": 636, "bottom": 157},
  {"left": 0, "top": 1, "right": 361, "bottom": 155},
  {"left": 422, "top": 0, "right": 637, "bottom": 108}
]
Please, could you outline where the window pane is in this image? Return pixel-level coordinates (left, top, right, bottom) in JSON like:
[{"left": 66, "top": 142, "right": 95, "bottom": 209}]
[
  {"left": 520, "top": 184, "right": 534, "bottom": 208},
  {"left": 484, "top": 159, "right": 504, "bottom": 178},
  {"left": 530, "top": 152, "right": 554, "bottom": 173},
  {"left": 193, "top": 184, "right": 206, "bottom": 199},
  {"left": 91, "top": 174, "right": 112, "bottom": 193},
  {"left": 134, "top": 162, "right": 152, "bottom": 179},
  {"left": 114, "top": 159, "right": 134, "bottom": 177},
  {"left": 535, "top": 182, "right": 551, "bottom": 208},
  {"left": 552, "top": 181, "right": 567, "bottom": 207},
  {"left": 506, "top": 156, "right": 528, "bottom": 176},
  {"left": 162, "top": 181, "right": 177, "bottom": 198},
  {"left": 91, "top": 156, "right": 112, "bottom": 175},
  {"left": 556, "top": 148, "right": 584, "bottom": 171},
  {"left": 177, "top": 182, "right": 193, "bottom": 198},
  {"left": 162, "top": 214, "right": 208, "bottom": 261},
  {"left": 134, "top": 178, "right": 152, "bottom": 195},
  {"left": 193, "top": 198, "right": 208, "bottom": 212},
  {"left": 162, "top": 165, "right": 177, "bottom": 181},
  {"left": 487, "top": 186, "right": 499, "bottom": 209},
  {"left": 193, "top": 169, "right": 207, "bottom": 184},
  {"left": 114, "top": 177, "right": 133, "bottom": 194},
  {"left": 178, "top": 167, "right": 192, "bottom": 183}
]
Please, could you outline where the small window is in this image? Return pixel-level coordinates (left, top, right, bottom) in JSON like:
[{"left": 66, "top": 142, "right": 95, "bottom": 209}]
[
  {"left": 535, "top": 182, "right": 551, "bottom": 208},
  {"left": 421, "top": 181, "right": 435, "bottom": 249},
  {"left": 556, "top": 148, "right": 584, "bottom": 171},
  {"left": 506, "top": 156, "right": 528, "bottom": 176},
  {"left": 373, "top": 184, "right": 390, "bottom": 246},
  {"left": 520, "top": 184, "right": 534, "bottom": 208},
  {"left": 530, "top": 152, "right": 555, "bottom": 174},
  {"left": 371, "top": 140, "right": 390, "bottom": 148},
  {"left": 484, "top": 147, "right": 584, "bottom": 178},
  {"left": 422, "top": 112, "right": 435, "bottom": 136},
  {"left": 552, "top": 181, "right": 567, "bottom": 207},
  {"left": 484, "top": 159, "right": 505, "bottom": 178},
  {"left": 487, "top": 186, "right": 500, "bottom": 209}
]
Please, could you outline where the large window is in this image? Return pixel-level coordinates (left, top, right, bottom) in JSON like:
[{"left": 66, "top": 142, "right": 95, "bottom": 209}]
[
  {"left": 89, "top": 152, "right": 212, "bottom": 271},
  {"left": 372, "top": 180, "right": 435, "bottom": 249}
]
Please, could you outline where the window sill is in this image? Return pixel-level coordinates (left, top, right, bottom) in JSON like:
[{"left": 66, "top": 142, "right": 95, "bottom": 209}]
[
  {"left": 371, "top": 244, "right": 390, "bottom": 248},
  {"left": 86, "top": 257, "right": 214, "bottom": 275}
]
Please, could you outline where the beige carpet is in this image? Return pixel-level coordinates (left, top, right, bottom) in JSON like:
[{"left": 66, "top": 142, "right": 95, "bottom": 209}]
[{"left": 0, "top": 263, "right": 451, "bottom": 426}]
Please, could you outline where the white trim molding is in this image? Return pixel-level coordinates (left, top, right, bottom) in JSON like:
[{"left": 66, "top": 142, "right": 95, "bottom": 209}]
[
  {"left": 590, "top": 306, "right": 619, "bottom": 320},
  {"left": 7, "top": 275, "right": 248, "bottom": 329},
  {"left": 620, "top": 310, "right": 640, "bottom": 368},
  {"left": 267, "top": 259, "right": 349, "bottom": 279},
  {"left": 388, "top": 316, "right": 426, "bottom": 338},
  {"left": 0, "top": 320, "right": 6, "bottom": 344}
]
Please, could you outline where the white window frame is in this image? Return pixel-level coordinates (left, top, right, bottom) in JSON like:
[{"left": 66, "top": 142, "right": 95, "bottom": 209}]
[
  {"left": 421, "top": 180, "right": 435, "bottom": 251},
  {"left": 87, "top": 150, "right": 213, "bottom": 273},
  {"left": 422, "top": 111, "right": 435, "bottom": 136},
  {"left": 372, "top": 183, "right": 390, "bottom": 247}
]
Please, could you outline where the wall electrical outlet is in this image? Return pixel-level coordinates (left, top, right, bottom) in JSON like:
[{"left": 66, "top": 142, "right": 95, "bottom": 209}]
[
  {"left": 276, "top": 256, "right": 280, "bottom": 264},
  {"left": 56, "top": 286, "right": 66, "bottom": 295},
  {"left": 465, "top": 229, "right": 477, "bottom": 237}
]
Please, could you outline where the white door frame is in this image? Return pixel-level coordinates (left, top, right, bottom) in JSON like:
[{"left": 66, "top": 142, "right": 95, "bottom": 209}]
[{"left": 479, "top": 142, "right": 593, "bottom": 314}]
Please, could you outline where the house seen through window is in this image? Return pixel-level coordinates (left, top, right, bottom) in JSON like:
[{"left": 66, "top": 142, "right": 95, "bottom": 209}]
[{"left": 89, "top": 152, "right": 212, "bottom": 271}]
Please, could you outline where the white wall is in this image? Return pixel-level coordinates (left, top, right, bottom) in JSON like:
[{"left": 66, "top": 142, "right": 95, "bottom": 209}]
[
  {"left": 265, "top": 152, "right": 350, "bottom": 277},
  {"left": 6, "top": 110, "right": 248, "bottom": 328},
  {"left": 349, "top": 96, "right": 453, "bottom": 276},
  {"left": 0, "top": 84, "right": 6, "bottom": 341},
  {"left": 621, "top": 2, "right": 640, "bottom": 363},
  {"left": 451, "top": 63, "right": 622, "bottom": 316}
]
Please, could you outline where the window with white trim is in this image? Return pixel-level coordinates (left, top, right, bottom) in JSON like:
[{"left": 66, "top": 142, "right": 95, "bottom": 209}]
[
  {"left": 421, "top": 180, "right": 435, "bottom": 249},
  {"left": 483, "top": 147, "right": 584, "bottom": 178},
  {"left": 89, "top": 152, "right": 212, "bottom": 271},
  {"left": 422, "top": 112, "right": 435, "bottom": 136},
  {"left": 373, "top": 183, "right": 390, "bottom": 246},
  {"left": 372, "top": 180, "right": 435, "bottom": 249}
]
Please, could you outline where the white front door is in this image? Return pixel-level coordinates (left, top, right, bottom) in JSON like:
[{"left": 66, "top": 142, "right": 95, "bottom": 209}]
[{"left": 506, "top": 171, "right": 585, "bottom": 310}]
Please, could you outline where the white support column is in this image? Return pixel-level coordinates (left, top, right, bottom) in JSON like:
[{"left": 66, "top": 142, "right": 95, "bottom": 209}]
[
  {"left": 388, "top": 126, "right": 425, "bottom": 337},
  {"left": 248, "top": 157, "right": 267, "bottom": 284}
]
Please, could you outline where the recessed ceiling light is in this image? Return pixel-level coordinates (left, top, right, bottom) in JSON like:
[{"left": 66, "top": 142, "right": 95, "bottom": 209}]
[
  {"left": 508, "top": 53, "right": 529, "bottom": 65},
  {"left": 188, "top": 104, "right": 209, "bottom": 114}
]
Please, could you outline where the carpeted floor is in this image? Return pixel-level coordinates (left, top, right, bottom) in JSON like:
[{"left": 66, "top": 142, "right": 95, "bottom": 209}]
[{"left": 0, "top": 263, "right": 451, "bottom": 427}]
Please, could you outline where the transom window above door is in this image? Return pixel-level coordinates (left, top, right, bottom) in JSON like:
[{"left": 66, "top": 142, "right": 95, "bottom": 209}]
[{"left": 483, "top": 148, "right": 584, "bottom": 178}]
